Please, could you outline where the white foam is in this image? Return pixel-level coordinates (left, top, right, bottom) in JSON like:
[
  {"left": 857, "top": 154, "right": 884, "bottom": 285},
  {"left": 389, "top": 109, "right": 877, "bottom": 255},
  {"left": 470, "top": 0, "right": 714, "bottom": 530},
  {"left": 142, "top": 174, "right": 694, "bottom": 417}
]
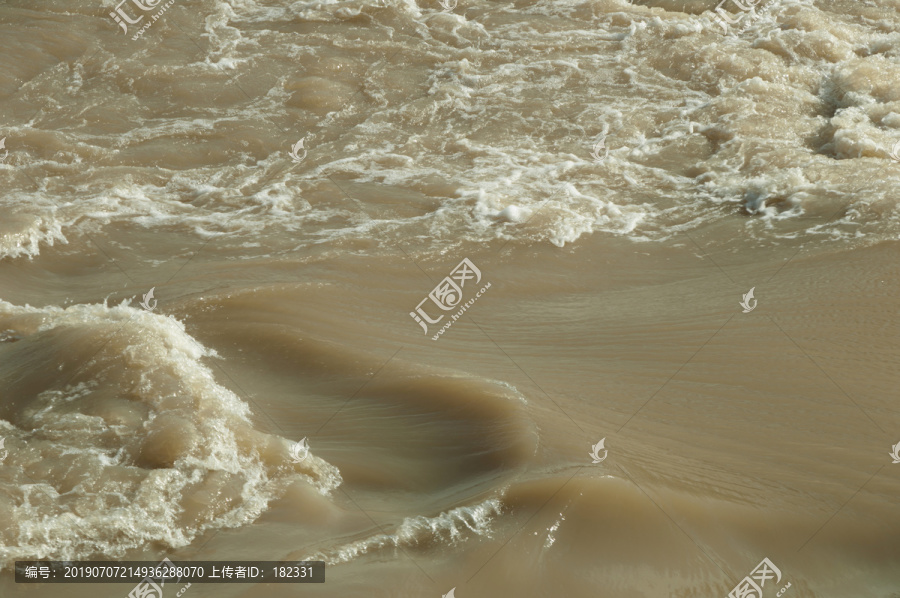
[
  {"left": 0, "top": 299, "right": 341, "bottom": 565},
  {"left": 304, "top": 497, "right": 503, "bottom": 564}
]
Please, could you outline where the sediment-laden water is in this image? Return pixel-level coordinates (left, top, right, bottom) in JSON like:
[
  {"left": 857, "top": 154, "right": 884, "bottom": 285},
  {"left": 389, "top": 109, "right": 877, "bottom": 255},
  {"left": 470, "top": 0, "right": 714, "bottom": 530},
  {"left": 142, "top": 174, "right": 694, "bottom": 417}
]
[{"left": 1, "top": 0, "right": 899, "bottom": 596}]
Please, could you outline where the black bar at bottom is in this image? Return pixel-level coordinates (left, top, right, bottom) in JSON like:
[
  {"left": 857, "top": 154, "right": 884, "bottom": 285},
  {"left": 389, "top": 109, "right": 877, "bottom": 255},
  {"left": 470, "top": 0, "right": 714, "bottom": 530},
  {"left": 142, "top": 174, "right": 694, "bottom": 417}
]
[{"left": 15, "top": 561, "right": 325, "bottom": 583}]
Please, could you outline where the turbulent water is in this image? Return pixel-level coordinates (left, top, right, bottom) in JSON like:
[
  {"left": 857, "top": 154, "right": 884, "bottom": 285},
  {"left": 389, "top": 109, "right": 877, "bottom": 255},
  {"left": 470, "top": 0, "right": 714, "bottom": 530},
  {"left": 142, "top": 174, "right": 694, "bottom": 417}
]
[{"left": 1, "top": 0, "right": 899, "bottom": 596}]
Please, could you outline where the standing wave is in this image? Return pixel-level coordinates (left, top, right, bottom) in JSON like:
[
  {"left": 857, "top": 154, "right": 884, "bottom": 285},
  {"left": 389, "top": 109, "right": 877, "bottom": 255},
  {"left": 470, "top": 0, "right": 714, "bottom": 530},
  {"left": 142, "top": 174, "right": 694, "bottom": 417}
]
[{"left": 0, "top": 299, "right": 340, "bottom": 566}]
